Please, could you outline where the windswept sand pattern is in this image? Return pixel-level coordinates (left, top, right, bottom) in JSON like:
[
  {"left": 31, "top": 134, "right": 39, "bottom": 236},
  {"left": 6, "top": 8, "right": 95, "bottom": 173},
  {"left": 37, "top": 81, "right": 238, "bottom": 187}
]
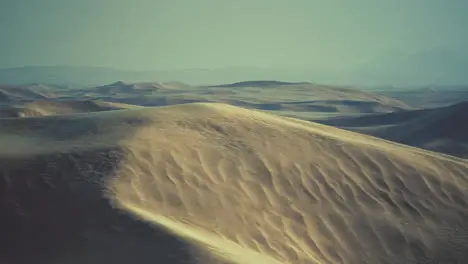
[
  {"left": 1, "top": 102, "right": 467, "bottom": 263},
  {"left": 105, "top": 103, "right": 468, "bottom": 264}
]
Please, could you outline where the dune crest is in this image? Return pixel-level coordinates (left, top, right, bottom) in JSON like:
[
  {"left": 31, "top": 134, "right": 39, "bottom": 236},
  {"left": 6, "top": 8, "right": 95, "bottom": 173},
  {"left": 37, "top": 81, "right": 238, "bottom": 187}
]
[{"left": 104, "top": 103, "right": 468, "bottom": 264}]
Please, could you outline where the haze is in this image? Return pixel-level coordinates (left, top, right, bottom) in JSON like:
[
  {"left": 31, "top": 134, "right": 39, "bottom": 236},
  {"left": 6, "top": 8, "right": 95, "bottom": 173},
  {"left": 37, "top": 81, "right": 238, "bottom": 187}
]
[
  {"left": 2, "top": 1, "right": 468, "bottom": 263},
  {"left": 1, "top": 0, "right": 468, "bottom": 73}
]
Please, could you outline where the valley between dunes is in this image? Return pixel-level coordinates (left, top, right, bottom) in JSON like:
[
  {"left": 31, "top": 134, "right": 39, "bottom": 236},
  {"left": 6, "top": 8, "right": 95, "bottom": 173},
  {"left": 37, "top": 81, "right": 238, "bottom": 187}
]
[{"left": 1, "top": 103, "right": 468, "bottom": 264}]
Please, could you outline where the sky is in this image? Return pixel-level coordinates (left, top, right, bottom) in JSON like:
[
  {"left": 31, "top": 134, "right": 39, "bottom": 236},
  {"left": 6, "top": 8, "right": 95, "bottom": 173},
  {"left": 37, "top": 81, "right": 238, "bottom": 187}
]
[{"left": 1, "top": 0, "right": 467, "bottom": 71}]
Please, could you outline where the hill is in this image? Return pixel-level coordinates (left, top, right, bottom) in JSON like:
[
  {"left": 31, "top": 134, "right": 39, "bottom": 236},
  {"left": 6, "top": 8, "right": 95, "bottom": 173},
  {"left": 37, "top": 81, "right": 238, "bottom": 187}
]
[{"left": 1, "top": 103, "right": 467, "bottom": 263}]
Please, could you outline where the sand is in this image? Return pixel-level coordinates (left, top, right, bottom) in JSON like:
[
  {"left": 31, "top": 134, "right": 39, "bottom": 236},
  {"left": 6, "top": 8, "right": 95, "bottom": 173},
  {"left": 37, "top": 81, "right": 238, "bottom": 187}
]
[
  {"left": 1, "top": 102, "right": 468, "bottom": 263},
  {"left": 30, "top": 81, "right": 412, "bottom": 114},
  {"left": 0, "top": 100, "right": 142, "bottom": 117}
]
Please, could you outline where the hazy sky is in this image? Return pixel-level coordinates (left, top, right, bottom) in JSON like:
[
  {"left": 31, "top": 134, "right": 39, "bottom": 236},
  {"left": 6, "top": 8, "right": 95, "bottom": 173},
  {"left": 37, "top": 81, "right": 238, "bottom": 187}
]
[{"left": 1, "top": 0, "right": 467, "bottom": 71}]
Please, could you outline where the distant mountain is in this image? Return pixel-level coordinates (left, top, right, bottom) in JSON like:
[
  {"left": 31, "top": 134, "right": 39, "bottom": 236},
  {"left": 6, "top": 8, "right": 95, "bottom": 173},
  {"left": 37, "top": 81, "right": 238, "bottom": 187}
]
[
  {"left": 348, "top": 48, "right": 468, "bottom": 86},
  {"left": 2, "top": 49, "right": 468, "bottom": 86},
  {"left": 206, "top": 80, "right": 307, "bottom": 88},
  {"left": 0, "top": 66, "right": 314, "bottom": 86},
  {"left": 0, "top": 66, "right": 156, "bottom": 86}
]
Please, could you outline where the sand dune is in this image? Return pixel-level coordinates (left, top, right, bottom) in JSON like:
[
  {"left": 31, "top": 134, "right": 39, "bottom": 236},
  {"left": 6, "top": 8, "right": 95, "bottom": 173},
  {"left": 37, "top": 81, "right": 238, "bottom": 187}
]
[
  {"left": 0, "top": 84, "right": 57, "bottom": 101},
  {"left": 1, "top": 103, "right": 468, "bottom": 263},
  {"left": 207, "top": 80, "right": 307, "bottom": 88},
  {"left": 0, "top": 99, "right": 141, "bottom": 118},
  {"left": 378, "top": 86, "right": 468, "bottom": 108},
  {"left": 317, "top": 101, "right": 468, "bottom": 158},
  {"left": 2, "top": 82, "right": 412, "bottom": 117},
  {"left": 204, "top": 81, "right": 412, "bottom": 113},
  {"left": 83, "top": 81, "right": 412, "bottom": 115},
  {"left": 0, "top": 81, "right": 412, "bottom": 121},
  {"left": 94, "top": 81, "right": 190, "bottom": 95}
]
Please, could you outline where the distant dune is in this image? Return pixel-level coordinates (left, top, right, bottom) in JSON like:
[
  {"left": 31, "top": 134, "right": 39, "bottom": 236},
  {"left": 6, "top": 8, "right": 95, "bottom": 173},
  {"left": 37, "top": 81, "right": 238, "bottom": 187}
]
[
  {"left": 206, "top": 80, "right": 307, "bottom": 88},
  {"left": 205, "top": 81, "right": 412, "bottom": 113},
  {"left": 0, "top": 100, "right": 141, "bottom": 118},
  {"left": 96, "top": 81, "right": 412, "bottom": 114},
  {"left": 0, "top": 81, "right": 411, "bottom": 118},
  {"left": 1, "top": 103, "right": 468, "bottom": 263},
  {"left": 317, "top": 101, "right": 468, "bottom": 158},
  {"left": 94, "top": 81, "right": 190, "bottom": 95},
  {"left": 0, "top": 84, "right": 57, "bottom": 101},
  {"left": 377, "top": 86, "right": 468, "bottom": 108}
]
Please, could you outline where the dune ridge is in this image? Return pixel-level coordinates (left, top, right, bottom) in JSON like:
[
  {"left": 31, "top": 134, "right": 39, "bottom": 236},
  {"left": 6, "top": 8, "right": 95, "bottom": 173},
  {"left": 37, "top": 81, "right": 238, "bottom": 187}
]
[
  {"left": 107, "top": 103, "right": 468, "bottom": 264},
  {"left": 0, "top": 99, "right": 141, "bottom": 118},
  {"left": 0, "top": 84, "right": 56, "bottom": 101},
  {"left": 1, "top": 103, "right": 468, "bottom": 263},
  {"left": 0, "top": 82, "right": 412, "bottom": 116}
]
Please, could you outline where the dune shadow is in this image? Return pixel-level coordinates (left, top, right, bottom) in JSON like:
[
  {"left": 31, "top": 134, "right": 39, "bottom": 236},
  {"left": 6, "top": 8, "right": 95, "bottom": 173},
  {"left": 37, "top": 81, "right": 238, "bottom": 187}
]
[{"left": 0, "top": 116, "right": 216, "bottom": 264}]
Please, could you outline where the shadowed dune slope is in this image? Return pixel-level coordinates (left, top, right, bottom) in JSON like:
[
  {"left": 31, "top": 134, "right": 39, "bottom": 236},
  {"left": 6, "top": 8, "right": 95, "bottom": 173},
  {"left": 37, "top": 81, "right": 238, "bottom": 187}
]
[
  {"left": 82, "top": 81, "right": 413, "bottom": 114},
  {"left": 2, "top": 81, "right": 412, "bottom": 116},
  {"left": 0, "top": 100, "right": 141, "bottom": 117},
  {"left": 317, "top": 101, "right": 468, "bottom": 158},
  {"left": 0, "top": 84, "right": 57, "bottom": 101},
  {"left": 0, "top": 109, "right": 229, "bottom": 264},
  {"left": 1, "top": 103, "right": 468, "bottom": 264},
  {"left": 206, "top": 80, "right": 306, "bottom": 87},
  {"left": 94, "top": 81, "right": 190, "bottom": 94},
  {"left": 201, "top": 82, "right": 413, "bottom": 113},
  {"left": 378, "top": 87, "right": 468, "bottom": 108}
]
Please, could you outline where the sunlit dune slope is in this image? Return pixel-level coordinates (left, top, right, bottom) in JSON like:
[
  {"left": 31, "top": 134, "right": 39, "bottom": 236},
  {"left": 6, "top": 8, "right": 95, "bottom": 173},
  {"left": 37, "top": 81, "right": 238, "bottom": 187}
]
[
  {"left": 1, "top": 103, "right": 468, "bottom": 264},
  {"left": 317, "top": 101, "right": 468, "bottom": 158},
  {"left": 109, "top": 103, "right": 468, "bottom": 264}
]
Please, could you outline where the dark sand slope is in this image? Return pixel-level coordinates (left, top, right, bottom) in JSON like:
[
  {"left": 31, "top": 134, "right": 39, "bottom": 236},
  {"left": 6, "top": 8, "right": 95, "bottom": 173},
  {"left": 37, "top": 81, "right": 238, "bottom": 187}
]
[
  {"left": 378, "top": 87, "right": 468, "bottom": 109},
  {"left": 201, "top": 81, "right": 413, "bottom": 114},
  {"left": 0, "top": 110, "right": 226, "bottom": 264},
  {"left": 0, "top": 100, "right": 141, "bottom": 118},
  {"left": 57, "top": 81, "right": 413, "bottom": 114},
  {"left": 0, "top": 84, "right": 57, "bottom": 101},
  {"left": 318, "top": 101, "right": 468, "bottom": 158},
  {"left": 1, "top": 103, "right": 468, "bottom": 264}
]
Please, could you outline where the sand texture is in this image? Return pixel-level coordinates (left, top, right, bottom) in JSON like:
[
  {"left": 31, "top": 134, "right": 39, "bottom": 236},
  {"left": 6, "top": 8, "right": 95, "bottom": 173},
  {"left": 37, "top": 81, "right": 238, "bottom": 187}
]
[{"left": 1, "top": 102, "right": 468, "bottom": 263}]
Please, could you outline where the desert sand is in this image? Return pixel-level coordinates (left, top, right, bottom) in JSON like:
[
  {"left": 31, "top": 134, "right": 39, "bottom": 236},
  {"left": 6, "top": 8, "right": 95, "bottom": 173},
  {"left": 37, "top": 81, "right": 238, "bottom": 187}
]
[
  {"left": 0, "top": 81, "right": 413, "bottom": 120},
  {"left": 1, "top": 102, "right": 468, "bottom": 264}
]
